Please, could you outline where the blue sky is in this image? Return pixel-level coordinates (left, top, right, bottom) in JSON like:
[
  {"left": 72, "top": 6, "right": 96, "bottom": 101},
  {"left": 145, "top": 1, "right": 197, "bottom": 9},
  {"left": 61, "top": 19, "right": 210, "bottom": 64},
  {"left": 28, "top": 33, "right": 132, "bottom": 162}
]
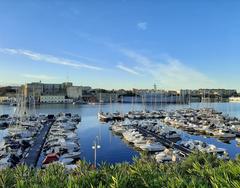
[{"left": 0, "top": 1, "right": 240, "bottom": 90}]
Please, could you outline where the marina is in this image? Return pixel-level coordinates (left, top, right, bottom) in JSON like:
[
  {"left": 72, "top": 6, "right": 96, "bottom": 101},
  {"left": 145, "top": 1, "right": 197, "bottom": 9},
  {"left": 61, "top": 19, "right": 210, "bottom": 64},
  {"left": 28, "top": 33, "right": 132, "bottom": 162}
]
[
  {"left": 109, "top": 113, "right": 231, "bottom": 162},
  {"left": 0, "top": 102, "right": 240, "bottom": 169},
  {"left": 0, "top": 1, "right": 240, "bottom": 186}
]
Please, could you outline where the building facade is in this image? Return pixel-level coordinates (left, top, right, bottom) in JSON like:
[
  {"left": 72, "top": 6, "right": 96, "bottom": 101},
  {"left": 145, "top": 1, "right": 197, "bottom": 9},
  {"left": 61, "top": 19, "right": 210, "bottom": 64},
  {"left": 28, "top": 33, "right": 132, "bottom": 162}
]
[
  {"left": 122, "top": 93, "right": 186, "bottom": 103},
  {"left": 40, "top": 95, "right": 73, "bottom": 103},
  {"left": 0, "top": 96, "right": 10, "bottom": 104},
  {"left": 229, "top": 97, "right": 240, "bottom": 102},
  {"left": 23, "top": 82, "right": 73, "bottom": 103},
  {"left": 67, "top": 86, "right": 83, "bottom": 100}
]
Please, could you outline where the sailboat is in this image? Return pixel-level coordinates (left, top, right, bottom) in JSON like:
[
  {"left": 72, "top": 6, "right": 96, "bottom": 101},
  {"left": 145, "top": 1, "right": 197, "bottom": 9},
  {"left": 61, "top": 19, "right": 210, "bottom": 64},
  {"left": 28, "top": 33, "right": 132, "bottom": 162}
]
[
  {"left": 111, "top": 95, "right": 123, "bottom": 121},
  {"left": 97, "top": 93, "right": 111, "bottom": 122}
]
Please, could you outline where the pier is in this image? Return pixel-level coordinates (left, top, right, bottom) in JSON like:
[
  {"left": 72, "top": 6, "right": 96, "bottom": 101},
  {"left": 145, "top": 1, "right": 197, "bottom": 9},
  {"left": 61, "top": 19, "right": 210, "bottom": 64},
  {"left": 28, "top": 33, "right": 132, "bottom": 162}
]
[
  {"left": 132, "top": 125, "right": 192, "bottom": 156},
  {"left": 22, "top": 120, "right": 54, "bottom": 167}
]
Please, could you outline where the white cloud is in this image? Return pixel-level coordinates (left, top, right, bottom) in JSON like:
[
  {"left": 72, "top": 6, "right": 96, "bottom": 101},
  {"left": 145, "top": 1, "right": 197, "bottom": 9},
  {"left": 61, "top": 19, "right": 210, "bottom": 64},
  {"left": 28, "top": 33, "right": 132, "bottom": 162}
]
[
  {"left": 63, "top": 51, "right": 104, "bottom": 64},
  {"left": 0, "top": 48, "right": 102, "bottom": 71},
  {"left": 22, "top": 74, "right": 58, "bottom": 80},
  {"left": 137, "top": 22, "right": 147, "bottom": 30},
  {"left": 120, "top": 49, "right": 216, "bottom": 90},
  {"left": 149, "top": 59, "right": 214, "bottom": 90},
  {"left": 116, "top": 64, "right": 140, "bottom": 75},
  {"left": 121, "top": 48, "right": 151, "bottom": 66}
]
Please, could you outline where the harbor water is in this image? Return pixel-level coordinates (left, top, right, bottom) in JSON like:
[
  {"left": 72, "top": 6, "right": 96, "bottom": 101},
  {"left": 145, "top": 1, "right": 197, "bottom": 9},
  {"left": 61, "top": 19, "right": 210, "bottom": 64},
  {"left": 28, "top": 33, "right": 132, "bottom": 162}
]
[{"left": 1, "top": 102, "right": 240, "bottom": 164}]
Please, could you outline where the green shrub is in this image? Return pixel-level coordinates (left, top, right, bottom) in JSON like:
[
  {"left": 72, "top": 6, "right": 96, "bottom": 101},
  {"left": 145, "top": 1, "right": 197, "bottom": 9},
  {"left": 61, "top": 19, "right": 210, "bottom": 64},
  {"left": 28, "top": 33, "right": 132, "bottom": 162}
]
[{"left": 0, "top": 153, "right": 239, "bottom": 188}]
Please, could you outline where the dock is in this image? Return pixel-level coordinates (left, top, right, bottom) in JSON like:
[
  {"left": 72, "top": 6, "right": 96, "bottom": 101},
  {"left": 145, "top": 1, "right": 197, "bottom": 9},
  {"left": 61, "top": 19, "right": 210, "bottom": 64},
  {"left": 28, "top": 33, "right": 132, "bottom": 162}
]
[
  {"left": 22, "top": 121, "right": 53, "bottom": 167},
  {"left": 133, "top": 125, "right": 192, "bottom": 155}
]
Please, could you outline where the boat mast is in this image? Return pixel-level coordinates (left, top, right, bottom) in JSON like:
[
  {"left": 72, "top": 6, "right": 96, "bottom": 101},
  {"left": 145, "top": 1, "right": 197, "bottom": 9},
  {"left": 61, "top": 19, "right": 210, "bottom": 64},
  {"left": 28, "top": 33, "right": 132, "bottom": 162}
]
[
  {"left": 142, "top": 93, "right": 146, "bottom": 112},
  {"left": 14, "top": 87, "right": 19, "bottom": 117},
  {"left": 165, "top": 90, "right": 168, "bottom": 106},
  {"left": 110, "top": 95, "right": 113, "bottom": 114},
  {"left": 28, "top": 95, "right": 31, "bottom": 115},
  {"left": 131, "top": 95, "right": 134, "bottom": 112},
  {"left": 160, "top": 90, "right": 163, "bottom": 110},
  {"left": 19, "top": 89, "right": 24, "bottom": 122},
  {"left": 98, "top": 92, "right": 102, "bottom": 113},
  {"left": 154, "top": 91, "right": 157, "bottom": 111},
  {"left": 203, "top": 89, "right": 206, "bottom": 107},
  {"left": 135, "top": 94, "right": 137, "bottom": 111},
  {"left": 228, "top": 90, "right": 231, "bottom": 116},
  {"left": 121, "top": 95, "right": 123, "bottom": 117},
  {"left": 151, "top": 91, "right": 153, "bottom": 111},
  {"left": 188, "top": 90, "right": 191, "bottom": 108},
  {"left": 32, "top": 87, "right": 36, "bottom": 116}
]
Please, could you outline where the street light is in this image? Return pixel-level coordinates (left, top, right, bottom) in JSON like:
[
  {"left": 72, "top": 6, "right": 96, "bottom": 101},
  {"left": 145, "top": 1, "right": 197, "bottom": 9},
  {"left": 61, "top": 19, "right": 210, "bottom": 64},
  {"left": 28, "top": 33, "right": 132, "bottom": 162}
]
[{"left": 92, "top": 136, "right": 101, "bottom": 168}]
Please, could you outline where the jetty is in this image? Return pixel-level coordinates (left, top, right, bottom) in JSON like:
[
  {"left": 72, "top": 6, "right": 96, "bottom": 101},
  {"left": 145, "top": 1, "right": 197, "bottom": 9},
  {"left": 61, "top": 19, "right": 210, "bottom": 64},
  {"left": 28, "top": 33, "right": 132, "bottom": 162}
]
[
  {"left": 22, "top": 120, "right": 54, "bottom": 167},
  {"left": 133, "top": 125, "right": 192, "bottom": 156}
]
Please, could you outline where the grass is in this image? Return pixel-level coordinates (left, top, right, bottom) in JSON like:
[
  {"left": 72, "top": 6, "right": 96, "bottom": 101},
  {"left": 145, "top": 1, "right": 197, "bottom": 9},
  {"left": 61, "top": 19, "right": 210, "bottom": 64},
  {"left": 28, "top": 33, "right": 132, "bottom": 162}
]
[{"left": 0, "top": 153, "right": 240, "bottom": 188}]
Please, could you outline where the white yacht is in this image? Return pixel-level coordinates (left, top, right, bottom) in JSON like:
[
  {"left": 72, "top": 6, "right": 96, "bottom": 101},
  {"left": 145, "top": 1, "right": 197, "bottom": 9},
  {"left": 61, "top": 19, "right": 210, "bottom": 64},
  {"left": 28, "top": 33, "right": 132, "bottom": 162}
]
[{"left": 139, "top": 142, "right": 165, "bottom": 152}]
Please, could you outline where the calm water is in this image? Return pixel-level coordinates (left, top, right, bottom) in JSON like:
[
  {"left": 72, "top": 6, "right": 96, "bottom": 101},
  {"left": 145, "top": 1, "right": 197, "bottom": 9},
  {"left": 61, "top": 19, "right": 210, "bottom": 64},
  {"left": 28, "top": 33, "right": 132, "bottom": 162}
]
[{"left": 1, "top": 102, "right": 240, "bottom": 164}]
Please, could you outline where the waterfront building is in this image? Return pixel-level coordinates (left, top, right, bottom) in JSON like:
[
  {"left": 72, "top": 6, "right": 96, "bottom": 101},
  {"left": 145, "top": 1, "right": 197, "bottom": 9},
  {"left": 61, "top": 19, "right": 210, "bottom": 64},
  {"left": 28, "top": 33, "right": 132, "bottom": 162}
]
[
  {"left": 22, "top": 82, "right": 73, "bottom": 103},
  {"left": 42, "top": 83, "right": 67, "bottom": 95},
  {"left": 23, "top": 82, "right": 43, "bottom": 101},
  {"left": 122, "top": 92, "right": 185, "bottom": 103},
  {"left": 81, "top": 86, "right": 92, "bottom": 92},
  {"left": 2, "top": 82, "right": 238, "bottom": 105},
  {"left": 40, "top": 95, "right": 73, "bottom": 103},
  {"left": 167, "top": 90, "right": 178, "bottom": 95},
  {"left": 229, "top": 97, "right": 240, "bottom": 102},
  {"left": 180, "top": 89, "right": 237, "bottom": 97},
  {"left": 67, "top": 86, "right": 83, "bottom": 100},
  {"left": 180, "top": 89, "right": 237, "bottom": 102},
  {"left": 0, "top": 96, "right": 17, "bottom": 105},
  {"left": 0, "top": 96, "right": 10, "bottom": 104},
  {"left": 89, "top": 88, "right": 117, "bottom": 103},
  {"left": 99, "top": 93, "right": 116, "bottom": 103},
  {"left": 19, "top": 82, "right": 94, "bottom": 103},
  {"left": 180, "top": 89, "right": 192, "bottom": 96},
  {"left": 198, "top": 89, "right": 237, "bottom": 97}
]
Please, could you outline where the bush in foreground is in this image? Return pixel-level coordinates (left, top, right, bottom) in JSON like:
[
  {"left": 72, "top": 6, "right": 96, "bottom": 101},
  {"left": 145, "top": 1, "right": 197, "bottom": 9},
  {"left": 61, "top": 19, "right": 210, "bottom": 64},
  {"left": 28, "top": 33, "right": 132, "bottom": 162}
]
[{"left": 0, "top": 153, "right": 240, "bottom": 188}]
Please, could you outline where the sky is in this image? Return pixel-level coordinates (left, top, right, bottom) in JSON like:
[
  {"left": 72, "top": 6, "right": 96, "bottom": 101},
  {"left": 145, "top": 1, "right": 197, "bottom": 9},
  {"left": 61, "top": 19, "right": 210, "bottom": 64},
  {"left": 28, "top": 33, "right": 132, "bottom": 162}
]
[{"left": 0, "top": 0, "right": 240, "bottom": 91}]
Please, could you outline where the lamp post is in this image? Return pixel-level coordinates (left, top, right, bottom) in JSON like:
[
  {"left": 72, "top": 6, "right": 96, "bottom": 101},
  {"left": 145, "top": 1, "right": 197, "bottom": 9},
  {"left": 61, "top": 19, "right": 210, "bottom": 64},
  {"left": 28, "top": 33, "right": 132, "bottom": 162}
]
[{"left": 92, "top": 136, "right": 101, "bottom": 168}]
